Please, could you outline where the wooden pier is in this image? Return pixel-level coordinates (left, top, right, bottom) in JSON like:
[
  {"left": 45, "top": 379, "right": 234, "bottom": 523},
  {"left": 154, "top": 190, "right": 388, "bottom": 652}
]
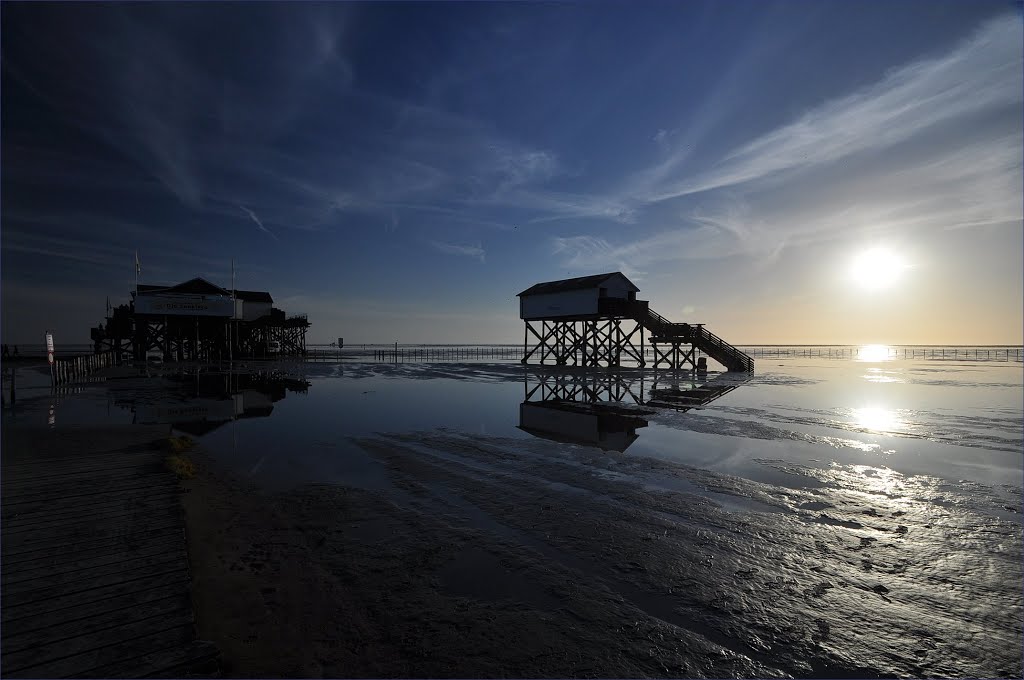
[{"left": 1, "top": 425, "right": 219, "bottom": 678}]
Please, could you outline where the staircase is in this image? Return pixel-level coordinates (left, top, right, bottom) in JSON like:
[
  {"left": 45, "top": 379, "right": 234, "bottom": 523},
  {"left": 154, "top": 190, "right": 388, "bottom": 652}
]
[{"left": 636, "top": 304, "right": 753, "bottom": 372}]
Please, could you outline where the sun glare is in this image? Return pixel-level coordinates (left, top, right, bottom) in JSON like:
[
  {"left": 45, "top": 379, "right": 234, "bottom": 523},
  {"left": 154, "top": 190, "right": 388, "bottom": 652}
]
[
  {"left": 857, "top": 344, "right": 893, "bottom": 362},
  {"left": 850, "top": 248, "right": 907, "bottom": 290},
  {"left": 851, "top": 407, "right": 903, "bottom": 434}
]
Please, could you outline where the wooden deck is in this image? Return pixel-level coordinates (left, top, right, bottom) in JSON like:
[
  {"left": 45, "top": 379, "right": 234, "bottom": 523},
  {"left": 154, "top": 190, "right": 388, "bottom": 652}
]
[{"left": 1, "top": 425, "right": 219, "bottom": 678}]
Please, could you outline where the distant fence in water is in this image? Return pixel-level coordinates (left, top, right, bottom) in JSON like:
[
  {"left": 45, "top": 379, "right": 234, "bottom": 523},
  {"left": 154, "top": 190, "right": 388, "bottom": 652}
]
[
  {"left": 738, "top": 346, "right": 1023, "bottom": 361},
  {"left": 306, "top": 345, "right": 523, "bottom": 362},
  {"left": 307, "top": 344, "right": 1023, "bottom": 364},
  {"left": 5, "top": 343, "right": 1021, "bottom": 364}
]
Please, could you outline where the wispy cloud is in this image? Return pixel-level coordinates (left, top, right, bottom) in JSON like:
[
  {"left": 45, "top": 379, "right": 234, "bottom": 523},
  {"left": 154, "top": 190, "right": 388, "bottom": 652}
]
[
  {"left": 429, "top": 240, "right": 486, "bottom": 263},
  {"left": 549, "top": 14, "right": 1023, "bottom": 273},
  {"left": 238, "top": 205, "right": 279, "bottom": 240},
  {"left": 552, "top": 132, "right": 1023, "bottom": 271},
  {"left": 640, "top": 15, "right": 1022, "bottom": 202}
]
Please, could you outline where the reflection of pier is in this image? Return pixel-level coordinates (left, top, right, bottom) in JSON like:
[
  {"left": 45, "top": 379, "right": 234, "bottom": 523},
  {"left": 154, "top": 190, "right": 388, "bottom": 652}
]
[
  {"left": 123, "top": 370, "right": 309, "bottom": 434},
  {"left": 645, "top": 375, "right": 743, "bottom": 410},
  {"left": 523, "top": 371, "right": 646, "bottom": 405},
  {"left": 521, "top": 369, "right": 746, "bottom": 411},
  {"left": 518, "top": 369, "right": 748, "bottom": 451}
]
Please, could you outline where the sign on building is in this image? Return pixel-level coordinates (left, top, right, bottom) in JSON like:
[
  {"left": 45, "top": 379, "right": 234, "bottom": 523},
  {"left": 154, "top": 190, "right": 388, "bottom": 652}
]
[{"left": 135, "top": 295, "right": 234, "bottom": 317}]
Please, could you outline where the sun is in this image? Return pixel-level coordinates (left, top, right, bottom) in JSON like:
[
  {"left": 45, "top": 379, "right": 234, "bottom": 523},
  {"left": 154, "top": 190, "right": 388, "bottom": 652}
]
[{"left": 850, "top": 248, "right": 907, "bottom": 290}]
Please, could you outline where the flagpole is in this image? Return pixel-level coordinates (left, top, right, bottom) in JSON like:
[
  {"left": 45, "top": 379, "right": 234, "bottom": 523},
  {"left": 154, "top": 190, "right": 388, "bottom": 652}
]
[{"left": 229, "top": 259, "right": 234, "bottom": 366}]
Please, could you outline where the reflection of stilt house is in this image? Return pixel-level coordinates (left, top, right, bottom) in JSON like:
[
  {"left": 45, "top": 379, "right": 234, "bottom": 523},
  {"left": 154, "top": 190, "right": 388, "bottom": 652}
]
[
  {"left": 517, "top": 272, "right": 753, "bottom": 371},
  {"left": 518, "top": 401, "right": 648, "bottom": 452},
  {"left": 517, "top": 369, "right": 748, "bottom": 451},
  {"left": 128, "top": 370, "right": 310, "bottom": 434},
  {"left": 91, "top": 277, "right": 309, "bottom": 360}
]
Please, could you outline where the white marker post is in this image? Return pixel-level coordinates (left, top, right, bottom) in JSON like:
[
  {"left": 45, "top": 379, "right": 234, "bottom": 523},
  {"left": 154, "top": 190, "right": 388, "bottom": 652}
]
[{"left": 45, "top": 331, "right": 55, "bottom": 387}]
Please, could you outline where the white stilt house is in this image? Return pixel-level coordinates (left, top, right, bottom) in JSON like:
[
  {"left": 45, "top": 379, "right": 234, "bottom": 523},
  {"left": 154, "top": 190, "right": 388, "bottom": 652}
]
[
  {"left": 517, "top": 272, "right": 754, "bottom": 371},
  {"left": 518, "top": 272, "right": 639, "bottom": 320}
]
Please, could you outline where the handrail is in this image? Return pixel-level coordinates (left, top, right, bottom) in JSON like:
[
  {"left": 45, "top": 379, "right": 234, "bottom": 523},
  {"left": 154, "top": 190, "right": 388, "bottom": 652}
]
[
  {"left": 643, "top": 305, "right": 753, "bottom": 371},
  {"left": 610, "top": 299, "right": 752, "bottom": 370}
]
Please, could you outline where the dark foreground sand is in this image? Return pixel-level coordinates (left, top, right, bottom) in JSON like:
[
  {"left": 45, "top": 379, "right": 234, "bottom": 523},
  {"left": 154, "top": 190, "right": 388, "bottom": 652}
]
[{"left": 182, "top": 431, "right": 1022, "bottom": 679}]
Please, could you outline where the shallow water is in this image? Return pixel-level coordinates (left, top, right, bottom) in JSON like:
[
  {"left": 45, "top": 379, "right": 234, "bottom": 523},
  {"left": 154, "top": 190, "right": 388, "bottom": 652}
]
[
  {"left": 4, "top": 357, "right": 1022, "bottom": 501},
  {"left": 4, "top": 356, "right": 1022, "bottom": 676}
]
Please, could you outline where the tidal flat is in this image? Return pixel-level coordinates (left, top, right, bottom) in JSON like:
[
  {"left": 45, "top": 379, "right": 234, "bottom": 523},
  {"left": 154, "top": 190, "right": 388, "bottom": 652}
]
[{"left": 3, "top": 356, "right": 1021, "bottom": 677}]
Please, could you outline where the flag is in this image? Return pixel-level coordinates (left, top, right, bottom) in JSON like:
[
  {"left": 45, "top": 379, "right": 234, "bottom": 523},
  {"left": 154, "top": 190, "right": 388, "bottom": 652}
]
[{"left": 135, "top": 251, "right": 141, "bottom": 276}]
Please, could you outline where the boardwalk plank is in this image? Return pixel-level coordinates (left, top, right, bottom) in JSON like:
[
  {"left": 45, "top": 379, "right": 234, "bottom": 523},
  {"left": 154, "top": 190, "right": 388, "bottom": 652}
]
[
  {"left": 2, "top": 580, "right": 190, "bottom": 638},
  {"left": 4, "top": 540, "right": 185, "bottom": 587},
  {"left": 1, "top": 453, "right": 164, "bottom": 480},
  {"left": 4, "top": 547, "right": 187, "bottom": 598},
  {"left": 1, "top": 425, "right": 170, "bottom": 459},
  {"left": 2, "top": 492, "right": 181, "bottom": 533},
  {"left": 1, "top": 477, "right": 179, "bottom": 510},
  {"left": 5, "top": 624, "right": 194, "bottom": 678},
  {"left": 2, "top": 505, "right": 183, "bottom": 545},
  {"left": 2, "top": 612, "right": 195, "bottom": 675},
  {"left": 1, "top": 516, "right": 184, "bottom": 556},
  {"left": 0, "top": 466, "right": 167, "bottom": 495},
  {"left": 2, "top": 526, "right": 183, "bottom": 565},
  {"left": 1, "top": 469, "right": 172, "bottom": 500},
  {"left": 1, "top": 425, "right": 212, "bottom": 678},
  {"left": 1, "top": 482, "right": 179, "bottom": 515},
  {"left": 1, "top": 592, "right": 189, "bottom": 652},
  {"left": 2, "top": 567, "right": 189, "bottom": 626}
]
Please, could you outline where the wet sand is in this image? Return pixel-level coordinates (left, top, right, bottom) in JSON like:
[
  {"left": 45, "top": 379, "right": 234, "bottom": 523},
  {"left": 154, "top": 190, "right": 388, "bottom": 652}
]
[{"left": 182, "top": 429, "right": 1022, "bottom": 678}]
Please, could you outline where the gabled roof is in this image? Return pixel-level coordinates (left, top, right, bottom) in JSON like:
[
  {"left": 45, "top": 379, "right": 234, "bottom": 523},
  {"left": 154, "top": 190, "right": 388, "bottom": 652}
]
[
  {"left": 517, "top": 272, "right": 639, "bottom": 297},
  {"left": 166, "top": 277, "right": 231, "bottom": 296},
  {"left": 233, "top": 289, "right": 273, "bottom": 303},
  {"left": 137, "top": 278, "right": 231, "bottom": 296}
]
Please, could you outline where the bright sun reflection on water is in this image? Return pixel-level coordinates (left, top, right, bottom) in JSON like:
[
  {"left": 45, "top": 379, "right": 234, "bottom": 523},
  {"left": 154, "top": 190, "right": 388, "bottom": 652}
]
[
  {"left": 863, "top": 368, "right": 903, "bottom": 383},
  {"left": 857, "top": 344, "right": 894, "bottom": 362},
  {"left": 850, "top": 406, "right": 904, "bottom": 434}
]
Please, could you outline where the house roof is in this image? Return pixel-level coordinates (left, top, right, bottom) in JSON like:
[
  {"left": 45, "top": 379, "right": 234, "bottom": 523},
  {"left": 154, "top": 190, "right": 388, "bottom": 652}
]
[
  {"left": 233, "top": 289, "right": 273, "bottom": 303},
  {"left": 136, "top": 277, "right": 231, "bottom": 296},
  {"left": 166, "top": 277, "right": 232, "bottom": 295},
  {"left": 517, "top": 272, "right": 638, "bottom": 297},
  {"left": 135, "top": 279, "right": 271, "bottom": 303}
]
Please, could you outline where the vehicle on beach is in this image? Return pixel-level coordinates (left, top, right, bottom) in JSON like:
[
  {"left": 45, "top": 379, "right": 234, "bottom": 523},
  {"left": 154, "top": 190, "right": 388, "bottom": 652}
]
[
  {"left": 267, "top": 340, "right": 281, "bottom": 355},
  {"left": 145, "top": 350, "right": 164, "bottom": 365}
]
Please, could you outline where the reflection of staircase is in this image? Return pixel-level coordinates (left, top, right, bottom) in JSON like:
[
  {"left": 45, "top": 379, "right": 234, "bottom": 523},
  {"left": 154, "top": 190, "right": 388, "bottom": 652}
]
[
  {"left": 637, "top": 304, "right": 753, "bottom": 372},
  {"left": 646, "top": 379, "right": 743, "bottom": 410}
]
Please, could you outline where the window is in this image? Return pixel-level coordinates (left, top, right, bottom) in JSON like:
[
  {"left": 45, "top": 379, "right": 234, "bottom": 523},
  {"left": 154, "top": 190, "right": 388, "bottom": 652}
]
[{"left": 599, "top": 287, "right": 607, "bottom": 297}]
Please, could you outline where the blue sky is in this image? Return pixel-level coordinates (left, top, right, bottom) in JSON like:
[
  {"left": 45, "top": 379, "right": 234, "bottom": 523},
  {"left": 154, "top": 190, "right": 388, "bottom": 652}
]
[{"left": 2, "top": 1, "right": 1021, "bottom": 345}]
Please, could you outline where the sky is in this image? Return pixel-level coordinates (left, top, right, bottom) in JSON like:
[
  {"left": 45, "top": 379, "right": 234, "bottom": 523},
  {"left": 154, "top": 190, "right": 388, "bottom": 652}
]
[{"left": 2, "top": 1, "right": 1021, "bottom": 346}]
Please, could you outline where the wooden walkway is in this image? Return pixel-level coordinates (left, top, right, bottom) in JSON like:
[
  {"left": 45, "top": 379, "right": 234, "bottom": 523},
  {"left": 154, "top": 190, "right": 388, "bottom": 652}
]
[{"left": 1, "top": 426, "right": 219, "bottom": 678}]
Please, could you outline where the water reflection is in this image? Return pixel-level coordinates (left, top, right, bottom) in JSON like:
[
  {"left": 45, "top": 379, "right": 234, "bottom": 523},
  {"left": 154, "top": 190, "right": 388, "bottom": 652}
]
[
  {"left": 121, "top": 369, "right": 310, "bottom": 435},
  {"left": 518, "top": 370, "right": 746, "bottom": 451},
  {"left": 518, "top": 401, "right": 650, "bottom": 452},
  {"left": 850, "top": 406, "right": 905, "bottom": 435}
]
